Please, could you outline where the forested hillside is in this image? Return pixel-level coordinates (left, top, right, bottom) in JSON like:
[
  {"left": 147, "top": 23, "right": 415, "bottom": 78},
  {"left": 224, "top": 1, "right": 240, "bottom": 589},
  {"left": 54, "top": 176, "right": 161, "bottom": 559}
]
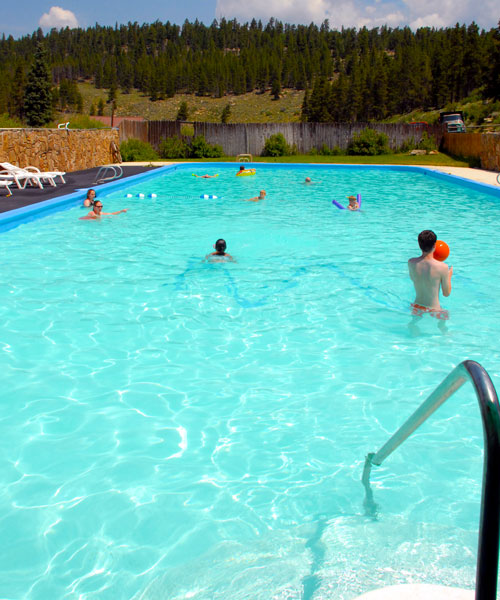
[{"left": 0, "top": 18, "right": 498, "bottom": 123}]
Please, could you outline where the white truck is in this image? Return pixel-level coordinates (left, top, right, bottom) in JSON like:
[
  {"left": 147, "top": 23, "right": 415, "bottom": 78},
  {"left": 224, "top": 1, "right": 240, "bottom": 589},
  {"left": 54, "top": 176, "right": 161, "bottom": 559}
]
[{"left": 439, "top": 111, "right": 466, "bottom": 133}]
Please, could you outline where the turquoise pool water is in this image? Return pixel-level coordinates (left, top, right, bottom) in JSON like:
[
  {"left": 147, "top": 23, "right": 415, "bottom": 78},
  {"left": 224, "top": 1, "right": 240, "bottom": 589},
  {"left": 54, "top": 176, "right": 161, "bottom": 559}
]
[{"left": 1, "top": 164, "right": 499, "bottom": 599}]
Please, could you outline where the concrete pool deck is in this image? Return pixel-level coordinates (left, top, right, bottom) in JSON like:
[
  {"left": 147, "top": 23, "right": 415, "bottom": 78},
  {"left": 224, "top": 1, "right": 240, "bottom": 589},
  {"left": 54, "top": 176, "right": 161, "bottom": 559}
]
[{"left": 0, "top": 164, "right": 160, "bottom": 213}]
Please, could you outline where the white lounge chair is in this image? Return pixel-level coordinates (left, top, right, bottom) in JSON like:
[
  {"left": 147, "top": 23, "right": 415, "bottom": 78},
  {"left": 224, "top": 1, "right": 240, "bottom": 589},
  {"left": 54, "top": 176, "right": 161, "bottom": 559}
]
[
  {"left": 0, "top": 167, "right": 44, "bottom": 189},
  {"left": 24, "top": 166, "right": 66, "bottom": 184},
  {"left": 0, "top": 163, "right": 66, "bottom": 188},
  {"left": 0, "top": 179, "right": 13, "bottom": 196}
]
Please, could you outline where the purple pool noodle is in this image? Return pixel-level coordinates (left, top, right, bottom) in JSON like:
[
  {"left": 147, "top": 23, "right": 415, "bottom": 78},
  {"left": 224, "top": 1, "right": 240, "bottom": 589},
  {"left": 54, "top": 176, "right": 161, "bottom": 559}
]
[
  {"left": 357, "top": 193, "right": 362, "bottom": 208},
  {"left": 332, "top": 199, "right": 345, "bottom": 209}
]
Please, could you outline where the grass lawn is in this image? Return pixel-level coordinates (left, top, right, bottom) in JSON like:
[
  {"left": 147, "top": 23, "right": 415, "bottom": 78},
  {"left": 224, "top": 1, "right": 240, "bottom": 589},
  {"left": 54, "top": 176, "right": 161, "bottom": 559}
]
[{"left": 158, "top": 153, "right": 470, "bottom": 167}]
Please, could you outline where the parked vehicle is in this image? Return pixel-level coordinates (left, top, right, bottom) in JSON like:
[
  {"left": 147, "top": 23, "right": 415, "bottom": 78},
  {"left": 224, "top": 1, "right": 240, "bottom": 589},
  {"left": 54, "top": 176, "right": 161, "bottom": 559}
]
[{"left": 439, "top": 111, "right": 466, "bottom": 132}]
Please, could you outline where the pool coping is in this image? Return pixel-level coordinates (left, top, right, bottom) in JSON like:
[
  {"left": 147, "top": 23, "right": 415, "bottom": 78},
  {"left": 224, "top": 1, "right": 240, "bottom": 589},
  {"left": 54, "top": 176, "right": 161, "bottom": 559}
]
[{"left": 1, "top": 162, "right": 499, "bottom": 233}]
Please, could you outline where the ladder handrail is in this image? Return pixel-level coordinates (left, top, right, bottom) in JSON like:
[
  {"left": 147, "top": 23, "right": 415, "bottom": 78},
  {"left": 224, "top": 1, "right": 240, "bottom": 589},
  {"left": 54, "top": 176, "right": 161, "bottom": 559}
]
[
  {"left": 93, "top": 165, "right": 123, "bottom": 185},
  {"left": 362, "top": 360, "right": 500, "bottom": 600}
]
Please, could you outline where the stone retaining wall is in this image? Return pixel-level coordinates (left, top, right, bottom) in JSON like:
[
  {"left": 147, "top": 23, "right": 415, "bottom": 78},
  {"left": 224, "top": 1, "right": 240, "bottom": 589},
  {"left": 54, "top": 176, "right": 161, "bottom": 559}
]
[
  {"left": 0, "top": 128, "right": 120, "bottom": 172},
  {"left": 442, "top": 132, "right": 500, "bottom": 172}
]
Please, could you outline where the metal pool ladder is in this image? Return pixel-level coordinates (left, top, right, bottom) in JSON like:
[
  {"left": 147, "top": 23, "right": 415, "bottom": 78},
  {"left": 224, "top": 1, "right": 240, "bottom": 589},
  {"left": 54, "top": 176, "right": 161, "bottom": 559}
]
[
  {"left": 93, "top": 165, "right": 123, "bottom": 185},
  {"left": 362, "top": 360, "right": 500, "bottom": 600}
]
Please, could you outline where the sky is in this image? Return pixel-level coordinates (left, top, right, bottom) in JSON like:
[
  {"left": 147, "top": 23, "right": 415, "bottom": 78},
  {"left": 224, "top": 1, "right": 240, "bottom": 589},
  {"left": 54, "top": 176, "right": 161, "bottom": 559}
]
[{"left": 1, "top": 0, "right": 498, "bottom": 39}]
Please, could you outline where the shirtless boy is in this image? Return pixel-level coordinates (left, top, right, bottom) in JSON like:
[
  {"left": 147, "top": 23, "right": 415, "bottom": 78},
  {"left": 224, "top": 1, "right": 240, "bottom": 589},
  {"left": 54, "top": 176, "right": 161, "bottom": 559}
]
[{"left": 408, "top": 230, "right": 453, "bottom": 319}]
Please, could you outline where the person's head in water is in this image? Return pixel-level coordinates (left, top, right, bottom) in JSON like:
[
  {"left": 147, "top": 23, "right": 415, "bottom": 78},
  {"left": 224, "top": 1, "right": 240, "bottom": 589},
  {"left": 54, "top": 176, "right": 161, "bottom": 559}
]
[
  {"left": 239, "top": 165, "right": 245, "bottom": 171},
  {"left": 305, "top": 177, "right": 311, "bottom": 183},
  {"left": 418, "top": 230, "right": 437, "bottom": 253},
  {"left": 259, "top": 190, "right": 266, "bottom": 199},
  {"left": 214, "top": 239, "right": 227, "bottom": 254}
]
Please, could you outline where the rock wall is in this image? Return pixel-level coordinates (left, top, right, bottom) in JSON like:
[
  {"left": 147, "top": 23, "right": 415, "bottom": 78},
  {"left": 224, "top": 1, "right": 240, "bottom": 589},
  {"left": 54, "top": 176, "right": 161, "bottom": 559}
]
[
  {"left": 442, "top": 132, "right": 500, "bottom": 172},
  {"left": 0, "top": 128, "right": 120, "bottom": 172}
]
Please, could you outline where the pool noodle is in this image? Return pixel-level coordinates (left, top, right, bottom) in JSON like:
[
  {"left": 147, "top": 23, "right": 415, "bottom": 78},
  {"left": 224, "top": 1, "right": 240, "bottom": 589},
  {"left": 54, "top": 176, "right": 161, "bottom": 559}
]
[{"left": 332, "top": 194, "right": 362, "bottom": 210}]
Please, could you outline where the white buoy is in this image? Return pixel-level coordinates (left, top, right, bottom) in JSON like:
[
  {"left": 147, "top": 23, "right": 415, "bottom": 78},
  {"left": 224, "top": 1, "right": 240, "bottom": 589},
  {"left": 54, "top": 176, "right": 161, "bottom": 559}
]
[
  {"left": 149, "top": 193, "right": 157, "bottom": 198},
  {"left": 138, "top": 193, "right": 145, "bottom": 198},
  {"left": 126, "top": 193, "right": 133, "bottom": 198}
]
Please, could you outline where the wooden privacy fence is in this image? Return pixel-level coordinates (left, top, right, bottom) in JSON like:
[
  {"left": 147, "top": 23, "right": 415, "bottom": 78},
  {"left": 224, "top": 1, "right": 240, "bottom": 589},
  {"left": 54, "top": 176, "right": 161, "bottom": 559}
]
[
  {"left": 442, "top": 132, "right": 500, "bottom": 172},
  {"left": 120, "top": 120, "right": 444, "bottom": 156}
]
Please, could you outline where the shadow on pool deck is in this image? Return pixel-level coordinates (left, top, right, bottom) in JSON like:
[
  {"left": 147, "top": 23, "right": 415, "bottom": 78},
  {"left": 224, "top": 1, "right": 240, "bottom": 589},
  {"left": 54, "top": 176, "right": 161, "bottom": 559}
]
[{"left": 0, "top": 165, "right": 160, "bottom": 214}]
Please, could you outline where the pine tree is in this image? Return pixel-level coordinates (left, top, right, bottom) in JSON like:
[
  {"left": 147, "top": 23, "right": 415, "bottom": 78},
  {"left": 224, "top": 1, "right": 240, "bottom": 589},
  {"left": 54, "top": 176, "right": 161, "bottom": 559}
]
[
  {"left": 271, "top": 74, "right": 281, "bottom": 100},
  {"left": 176, "top": 101, "right": 188, "bottom": 120},
  {"left": 9, "top": 64, "right": 26, "bottom": 120},
  {"left": 485, "top": 22, "right": 500, "bottom": 100},
  {"left": 24, "top": 43, "right": 53, "bottom": 126},
  {"left": 221, "top": 103, "right": 231, "bottom": 123}
]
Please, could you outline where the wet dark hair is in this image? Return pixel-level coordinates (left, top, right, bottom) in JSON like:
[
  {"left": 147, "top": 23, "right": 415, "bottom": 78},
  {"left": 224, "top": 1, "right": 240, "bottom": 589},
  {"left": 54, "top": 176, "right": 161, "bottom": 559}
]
[
  {"left": 86, "top": 189, "right": 96, "bottom": 198},
  {"left": 418, "top": 230, "right": 437, "bottom": 252},
  {"left": 239, "top": 165, "right": 245, "bottom": 170},
  {"left": 215, "top": 239, "right": 226, "bottom": 253}
]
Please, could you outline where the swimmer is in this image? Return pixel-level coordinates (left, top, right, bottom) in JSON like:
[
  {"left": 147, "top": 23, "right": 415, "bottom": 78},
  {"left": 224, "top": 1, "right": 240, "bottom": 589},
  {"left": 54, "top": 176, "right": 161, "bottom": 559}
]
[
  {"left": 237, "top": 165, "right": 255, "bottom": 175},
  {"left": 206, "top": 239, "right": 235, "bottom": 262},
  {"left": 408, "top": 229, "right": 453, "bottom": 321},
  {"left": 83, "top": 189, "right": 96, "bottom": 207},
  {"left": 347, "top": 195, "right": 359, "bottom": 211},
  {"left": 304, "top": 177, "right": 312, "bottom": 184},
  {"left": 80, "top": 202, "right": 128, "bottom": 220},
  {"left": 245, "top": 190, "right": 266, "bottom": 202},
  {"left": 193, "top": 174, "right": 218, "bottom": 178}
]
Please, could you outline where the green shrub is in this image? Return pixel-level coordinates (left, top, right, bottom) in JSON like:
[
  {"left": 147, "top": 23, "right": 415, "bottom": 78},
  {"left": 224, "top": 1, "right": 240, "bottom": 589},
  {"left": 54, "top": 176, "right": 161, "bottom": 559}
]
[
  {"left": 159, "top": 136, "right": 190, "bottom": 159},
  {"left": 398, "top": 137, "right": 416, "bottom": 153},
  {"left": 261, "top": 133, "right": 293, "bottom": 157},
  {"left": 189, "top": 135, "right": 224, "bottom": 158},
  {"left": 66, "top": 114, "right": 106, "bottom": 129},
  {"left": 0, "top": 113, "right": 24, "bottom": 127},
  {"left": 318, "top": 143, "right": 342, "bottom": 156},
  {"left": 417, "top": 131, "right": 437, "bottom": 152},
  {"left": 120, "top": 138, "right": 158, "bottom": 161},
  {"left": 348, "top": 128, "right": 390, "bottom": 155},
  {"left": 180, "top": 123, "right": 194, "bottom": 137}
]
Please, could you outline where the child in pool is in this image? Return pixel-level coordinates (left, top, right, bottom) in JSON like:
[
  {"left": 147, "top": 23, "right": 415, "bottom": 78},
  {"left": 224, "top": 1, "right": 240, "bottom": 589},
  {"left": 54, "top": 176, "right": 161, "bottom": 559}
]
[
  {"left": 206, "top": 239, "right": 235, "bottom": 262},
  {"left": 347, "top": 195, "right": 360, "bottom": 211}
]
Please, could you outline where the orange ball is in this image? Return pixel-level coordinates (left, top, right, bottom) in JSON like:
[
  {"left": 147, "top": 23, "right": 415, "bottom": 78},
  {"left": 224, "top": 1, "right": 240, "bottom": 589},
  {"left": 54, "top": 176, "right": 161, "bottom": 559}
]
[{"left": 434, "top": 240, "right": 450, "bottom": 261}]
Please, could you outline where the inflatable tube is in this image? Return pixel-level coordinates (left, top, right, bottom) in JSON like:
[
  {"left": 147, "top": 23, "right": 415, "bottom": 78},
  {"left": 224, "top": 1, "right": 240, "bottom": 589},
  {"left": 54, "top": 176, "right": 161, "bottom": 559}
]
[
  {"left": 201, "top": 194, "right": 218, "bottom": 199},
  {"left": 236, "top": 169, "right": 256, "bottom": 177}
]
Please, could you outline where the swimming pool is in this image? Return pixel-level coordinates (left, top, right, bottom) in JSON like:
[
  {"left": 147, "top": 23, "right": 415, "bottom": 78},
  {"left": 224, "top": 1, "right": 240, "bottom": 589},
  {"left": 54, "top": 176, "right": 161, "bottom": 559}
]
[{"left": 1, "top": 163, "right": 499, "bottom": 599}]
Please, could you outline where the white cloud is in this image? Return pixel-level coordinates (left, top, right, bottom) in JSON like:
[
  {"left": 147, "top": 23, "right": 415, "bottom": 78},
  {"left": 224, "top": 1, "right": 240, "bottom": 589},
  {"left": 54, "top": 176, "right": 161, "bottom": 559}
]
[
  {"left": 216, "top": 0, "right": 498, "bottom": 29},
  {"left": 39, "top": 6, "right": 78, "bottom": 30}
]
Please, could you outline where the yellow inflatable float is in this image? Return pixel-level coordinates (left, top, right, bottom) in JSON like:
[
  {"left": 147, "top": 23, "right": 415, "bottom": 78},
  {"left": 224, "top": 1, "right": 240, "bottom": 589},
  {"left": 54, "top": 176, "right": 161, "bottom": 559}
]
[{"left": 236, "top": 168, "right": 256, "bottom": 177}]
